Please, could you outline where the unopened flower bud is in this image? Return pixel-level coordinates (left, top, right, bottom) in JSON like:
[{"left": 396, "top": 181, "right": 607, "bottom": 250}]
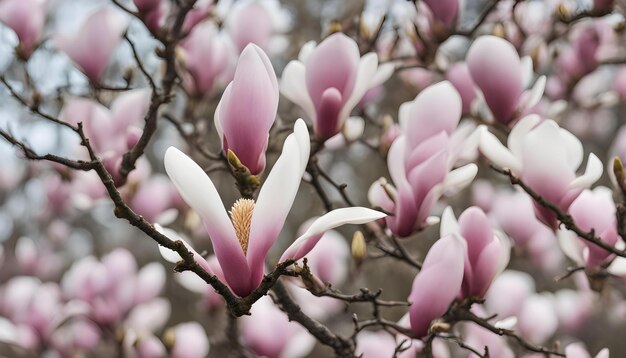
[
  {"left": 163, "top": 328, "right": 175, "bottom": 349},
  {"left": 351, "top": 231, "right": 367, "bottom": 265}
]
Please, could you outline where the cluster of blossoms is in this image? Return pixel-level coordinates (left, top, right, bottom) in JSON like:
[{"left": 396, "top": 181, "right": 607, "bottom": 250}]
[{"left": 0, "top": 0, "right": 626, "bottom": 357}]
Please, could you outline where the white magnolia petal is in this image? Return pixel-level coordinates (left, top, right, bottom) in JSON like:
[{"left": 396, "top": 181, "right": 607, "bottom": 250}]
[
  {"left": 558, "top": 127, "right": 584, "bottom": 170},
  {"left": 163, "top": 148, "right": 247, "bottom": 268},
  {"left": 507, "top": 114, "right": 541, "bottom": 159},
  {"left": 340, "top": 52, "right": 378, "bottom": 123},
  {"left": 479, "top": 127, "right": 522, "bottom": 173},
  {"left": 557, "top": 229, "right": 585, "bottom": 265},
  {"left": 154, "top": 225, "right": 213, "bottom": 274},
  {"left": 280, "top": 207, "right": 386, "bottom": 261},
  {"left": 440, "top": 206, "right": 459, "bottom": 238},
  {"left": 298, "top": 41, "right": 317, "bottom": 63},
  {"left": 248, "top": 120, "right": 310, "bottom": 273},
  {"left": 607, "top": 257, "right": 626, "bottom": 276},
  {"left": 518, "top": 75, "right": 546, "bottom": 111},
  {"left": 520, "top": 56, "right": 534, "bottom": 88},
  {"left": 0, "top": 318, "right": 18, "bottom": 345},
  {"left": 495, "top": 230, "right": 511, "bottom": 274},
  {"left": 494, "top": 316, "right": 518, "bottom": 330},
  {"left": 155, "top": 208, "right": 179, "bottom": 226},
  {"left": 425, "top": 216, "right": 441, "bottom": 226},
  {"left": 595, "top": 348, "right": 610, "bottom": 358},
  {"left": 279, "top": 61, "right": 315, "bottom": 120},
  {"left": 398, "top": 101, "right": 411, "bottom": 131},
  {"left": 387, "top": 135, "right": 407, "bottom": 187},
  {"left": 177, "top": 271, "right": 209, "bottom": 293},
  {"left": 370, "top": 62, "right": 395, "bottom": 88},
  {"left": 569, "top": 153, "right": 603, "bottom": 190},
  {"left": 213, "top": 83, "right": 231, "bottom": 143},
  {"left": 342, "top": 116, "right": 365, "bottom": 142},
  {"left": 442, "top": 163, "right": 478, "bottom": 194}
]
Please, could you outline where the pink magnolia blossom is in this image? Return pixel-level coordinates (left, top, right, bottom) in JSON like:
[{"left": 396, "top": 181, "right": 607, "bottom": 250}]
[
  {"left": 215, "top": 44, "right": 277, "bottom": 175},
  {"left": 408, "top": 234, "right": 466, "bottom": 338},
  {"left": 240, "top": 296, "right": 315, "bottom": 358},
  {"left": 54, "top": 7, "right": 128, "bottom": 83},
  {"left": 182, "top": 0, "right": 214, "bottom": 34},
  {"left": 368, "top": 82, "right": 478, "bottom": 237},
  {"left": 133, "top": 0, "right": 168, "bottom": 33},
  {"left": 281, "top": 33, "right": 393, "bottom": 140},
  {"left": 225, "top": 0, "right": 287, "bottom": 53},
  {"left": 464, "top": 322, "right": 514, "bottom": 358},
  {"left": 59, "top": 88, "right": 151, "bottom": 184},
  {"left": 169, "top": 322, "right": 210, "bottom": 358},
  {"left": 441, "top": 206, "right": 510, "bottom": 298},
  {"left": 178, "top": 21, "right": 234, "bottom": 97},
  {"left": 129, "top": 174, "right": 180, "bottom": 223},
  {"left": 558, "top": 187, "right": 619, "bottom": 268},
  {"left": 479, "top": 115, "right": 603, "bottom": 227},
  {"left": 446, "top": 62, "right": 477, "bottom": 113},
  {"left": 163, "top": 119, "right": 385, "bottom": 296},
  {"left": 467, "top": 36, "right": 545, "bottom": 125},
  {"left": 517, "top": 294, "right": 558, "bottom": 343},
  {"left": 0, "top": 0, "right": 47, "bottom": 58},
  {"left": 485, "top": 270, "right": 535, "bottom": 319},
  {"left": 422, "top": 0, "right": 460, "bottom": 33}
]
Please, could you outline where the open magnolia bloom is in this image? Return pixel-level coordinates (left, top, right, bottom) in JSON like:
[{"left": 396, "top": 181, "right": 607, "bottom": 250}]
[
  {"left": 163, "top": 119, "right": 386, "bottom": 296},
  {"left": 280, "top": 33, "right": 393, "bottom": 140},
  {"left": 368, "top": 82, "right": 479, "bottom": 237},
  {"left": 478, "top": 114, "right": 603, "bottom": 228}
]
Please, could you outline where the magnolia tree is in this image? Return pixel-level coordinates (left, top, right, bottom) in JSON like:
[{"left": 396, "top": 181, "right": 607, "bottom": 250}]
[{"left": 1, "top": 0, "right": 626, "bottom": 357}]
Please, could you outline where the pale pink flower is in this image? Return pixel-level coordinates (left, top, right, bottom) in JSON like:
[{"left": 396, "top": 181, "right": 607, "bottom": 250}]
[
  {"left": 54, "top": 7, "right": 128, "bottom": 82},
  {"left": 281, "top": 33, "right": 393, "bottom": 140},
  {"left": 163, "top": 119, "right": 385, "bottom": 296},
  {"left": 0, "top": 0, "right": 47, "bottom": 58},
  {"left": 467, "top": 36, "right": 545, "bottom": 125},
  {"left": 479, "top": 115, "right": 603, "bottom": 227},
  {"left": 214, "top": 44, "right": 277, "bottom": 175},
  {"left": 565, "top": 342, "right": 610, "bottom": 358},
  {"left": 440, "top": 206, "right": 510, "bottom": 298},
  {"left": 169, "top": 322, "right": 210, "bottom": 358},
  {"left": 408, "top": 234, "right": 466, "bottom": 337}
]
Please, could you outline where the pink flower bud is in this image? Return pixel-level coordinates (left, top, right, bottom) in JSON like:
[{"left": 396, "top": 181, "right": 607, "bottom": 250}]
[
  {"left": 0, "top": 0, "right": 46, "bottom": 58},
  {"left": 54, "top": 7, "right": 128, "bottom": 82},
  {"left": 446, "top": 62, "right": 477, "bottom": 113},
  {"left": 215, "top": 44, "right": 278, "bottom": 174}
]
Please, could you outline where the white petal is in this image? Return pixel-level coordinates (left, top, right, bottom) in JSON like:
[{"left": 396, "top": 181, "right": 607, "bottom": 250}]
[
  {"left": 370, "top": 62, "right": 395, "bottom": 88},
  {"left": 398, "top": 101, "right": 411, "bottom": 132},
  {"left": 595, "top": 348, "right": 610, "bottom": 358},
  {"left": 425, "top": 216, "right": 440, "bottom": 226},
  {"left": 281, "top": 207, "right": 386, "bottom": 261},
  {"left": 520, "top": 56, "right": 534, "bottom": 88},
  {"left": 507, "top": 114, "right": 541, "bottom": 160},
  {"left": 387, "top": 135, "right": 408, "bottom": 187},
  {"left": 569, "top": 153, "right": 603, "bottom": 190},
  {"left": 248, "top": 120, "right": 309, "bottom": 272},
  {"left": 339, "top": 53, "right": 379, "bottom": 123},
  {"left": 163, "top": 147, "right": 247, "bottom": 268},
  {"left": 494, "top": 316, "right": 517, "bottom": 330},
  {"left": 479, "top": 126, "right": 522, "bottom": 173},
  {"left": 177, "top": 271, "right": 209, "bottom": 293},
  {"left": 607, "top": 257, "right": 626, "bottom": 276},
  {"left": 442, "top": 163, "right": 478, "bottom": 194},
  {"left": 342, "top": 116, "right": 365, "bottom": 142},
  {"left": 557, "top": 229, "right": 584, "bottom": 265},
  {"left": 155, "top": 208, "right": 178, "bottom": 226},
  {"left": 298, "top": 41, "right": 317, "bottom": 63},
  {"left": 518, "top": 75, "right": 546, "bottom": 111},
  {"left": 440, "top": 206, "right": 459, "bottom": 237},
  {"left": 495, "top": 230, "right": 511, "bottom": 274},
  {"left": 280, "top": 61, "right": 316, "bottom": 121},
  {"left": 558, "top": 126, "right": 584, "bottom": 170}
]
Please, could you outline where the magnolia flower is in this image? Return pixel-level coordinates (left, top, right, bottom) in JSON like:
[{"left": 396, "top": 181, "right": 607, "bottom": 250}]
[
  {"left": 215, "top": 44, "right": 277, "bottom": 175},
  {"left": 59, "top": 88, "right": 151, "bottom": 183},
  {"left": 54, "top": 7, "right": 128, "bottom": 82},
  {"left": 0, "top": 0, "right": 47, "bottom": 58},
  {"left": 368, "top": 82, "right": 478, "bottom": 237},
  {"left": 239, "top": 296, "right": 315, "bottom": 358},
  {"left": 558, "top": 187, "right": 620, "bottom": 269},
  {"left": 166, "top": 322, "right": 210, "bottom": 358},
  {"left": 408, "top": 234, "right": 466, "bottom": 338},
  {"left": 422, "top": 0, "right": 460, "bottom": 37},
  {"left": 281, "top": 33, "right": 393, "bottom": 140},
  {"left": 479, "top": 115, "right": 603, "bottom": 227},
  {"left": 133, "top": 0, "right": 168, "bottom": 33},
  {"left": 178, "top": 21, "right": 233, "bottom": 97},
  {"left": 441, "top": 206, "right": 510, "bottom": 298},
  {"left": 467, "top": 35, "right": 546, "bottom": 125},
  {"left": 225, "top": 0, "right": 289, "bottom": 54},
  {"left": 163, "top": 119, "right": 385, "bottom": 296},
  {"left": 446, "top": 62, "right": 477, "bottom": 113}
]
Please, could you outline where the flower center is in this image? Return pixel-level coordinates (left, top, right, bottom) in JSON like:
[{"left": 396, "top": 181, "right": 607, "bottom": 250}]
[{"left": 229, "top": 198, "right": 255, "bottom": 255}]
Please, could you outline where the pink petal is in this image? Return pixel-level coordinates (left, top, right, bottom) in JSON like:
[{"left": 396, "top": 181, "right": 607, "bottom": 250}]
[{"left": 467, "top": 36, "right": 523, "bottom": 124}]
